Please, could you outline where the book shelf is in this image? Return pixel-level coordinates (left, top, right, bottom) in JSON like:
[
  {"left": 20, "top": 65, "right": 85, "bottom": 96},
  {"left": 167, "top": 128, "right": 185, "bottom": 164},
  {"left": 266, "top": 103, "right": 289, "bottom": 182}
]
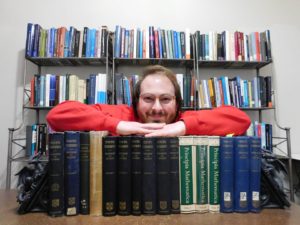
[{"left": 6, "top": 27, "right": 294, "bottom": 206}]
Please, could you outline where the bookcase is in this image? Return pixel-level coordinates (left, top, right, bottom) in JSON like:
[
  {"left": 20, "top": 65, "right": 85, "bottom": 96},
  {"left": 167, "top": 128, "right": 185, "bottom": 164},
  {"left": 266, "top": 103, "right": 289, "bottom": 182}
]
[{"left": 6, "top": 26, "right": 294, "bottom": 204}]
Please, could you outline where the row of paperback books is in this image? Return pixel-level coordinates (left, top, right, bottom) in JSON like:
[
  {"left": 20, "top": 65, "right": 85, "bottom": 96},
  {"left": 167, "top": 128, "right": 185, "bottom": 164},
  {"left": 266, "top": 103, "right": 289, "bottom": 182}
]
[
  {"left": 198, "top": 75, "right": 272, "bottom": 109},
  {"left": 47, "top": 131, "right": 263, "bottom": 217},
  {"left": 114, "top": 25, "right": 192, "bottom": 59},
  {"left": 25, "top": 23, "right": 272, "bottom": 62},
  {"left": 25, "top": 23, "right": 109, "bottom": 58},
  {"left": 194, "top": 30, "right": 272, "bottom": 62},
  {"left": 30, "top": 73, "right": 109, "bottom": 107}
]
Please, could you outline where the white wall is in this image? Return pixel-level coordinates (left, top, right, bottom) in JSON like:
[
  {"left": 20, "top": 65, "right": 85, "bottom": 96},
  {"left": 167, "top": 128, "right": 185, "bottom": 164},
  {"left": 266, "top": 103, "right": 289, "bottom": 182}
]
[{"left": 0, "top": 0, "right": 299, "bottom": 188}]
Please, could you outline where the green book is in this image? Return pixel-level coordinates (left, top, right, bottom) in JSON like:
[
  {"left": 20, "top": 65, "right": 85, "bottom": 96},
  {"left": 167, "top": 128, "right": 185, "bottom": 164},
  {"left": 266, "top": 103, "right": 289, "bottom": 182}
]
[
  {"left": 208, "top": 136, "right": 220, "bottom": 212},
  {"left": 194, "top": 136, "right": 209, "bottom": 213},
  {"left": 179, "top": 136, "right": 196, "bottom": 213}
]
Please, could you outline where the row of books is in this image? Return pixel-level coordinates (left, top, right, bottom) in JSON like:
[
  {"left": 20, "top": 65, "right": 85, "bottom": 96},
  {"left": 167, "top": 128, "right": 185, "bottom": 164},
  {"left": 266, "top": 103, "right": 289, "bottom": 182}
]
[
  {"left": 25, "top": 23, "right": 109, "bottom": 58},
  {"left": 247, "top": 122, "right": 273, "bottom": 152},
  {"left": 197, "top": 75, "right": 272, "bottom": 109},
  {"left": 194, "top": 30, "right": 272, "bottom": 62},
  {"left": 30, "top": 73, "right": 109, "bottom": 107},
  {"left": 114, "top": 25, "right": 192, "bottom": 59},
  {"left": 47, "top": 131, "right": 263, "bottom": 217},
  {"left": 25, "top": 124, "right": 47, "bottom": 157}
]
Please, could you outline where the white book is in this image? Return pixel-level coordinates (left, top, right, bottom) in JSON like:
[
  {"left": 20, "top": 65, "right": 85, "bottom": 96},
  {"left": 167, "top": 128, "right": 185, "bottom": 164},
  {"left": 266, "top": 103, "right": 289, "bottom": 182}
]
[
  {"left": 68, "top": 74, "right": 78, "bottom": 101},
  {"left": 230, "top": 32, "right": 235, "bottom": 61},
  {"left": 133, "top": 28, "right": 137, "bottom": 58},
  {"left": 176, "top": 73, "right": 184, "bottom": 100},
  {"left": 225, "top": 30, "right": 231, "bottom": 61},
  {"left": 145, "top": 28, "right": 149, "bottom": 58},
  {"left": 96, "top": 27, "right": 102, "bottom": 58},
  {"left": 78, "top": 30, "right": 84, "bottom": 58},
  {"left": 77, "top": 79, "right": 86, "bottom": 103},
  {"left": 45, "top": 74, "right": 51, "bottom": 107},
  {"left": 185, "top": 28, "right": 191, "bottom": 59}
]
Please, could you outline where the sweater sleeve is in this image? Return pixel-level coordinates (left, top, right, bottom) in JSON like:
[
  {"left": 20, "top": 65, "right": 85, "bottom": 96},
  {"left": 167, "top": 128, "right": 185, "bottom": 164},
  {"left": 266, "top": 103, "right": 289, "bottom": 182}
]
[
  {"left": 46, "top": 101, "right": 135, "bottom": 133},
  {"left": 180, "top": 106, "right": 251, "bottom": 136}
]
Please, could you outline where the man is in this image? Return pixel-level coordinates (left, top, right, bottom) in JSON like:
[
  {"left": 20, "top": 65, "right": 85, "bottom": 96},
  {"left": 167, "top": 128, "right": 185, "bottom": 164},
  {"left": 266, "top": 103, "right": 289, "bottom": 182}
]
[{"left": 46, "top": 65, "right": 251, "bottom": 137}]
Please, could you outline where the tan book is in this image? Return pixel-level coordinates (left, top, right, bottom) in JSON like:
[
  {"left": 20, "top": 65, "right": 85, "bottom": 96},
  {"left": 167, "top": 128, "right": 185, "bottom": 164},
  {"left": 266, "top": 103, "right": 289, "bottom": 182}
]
[{"left": 89, "top": 131, "right": 109, "bottom": 216}]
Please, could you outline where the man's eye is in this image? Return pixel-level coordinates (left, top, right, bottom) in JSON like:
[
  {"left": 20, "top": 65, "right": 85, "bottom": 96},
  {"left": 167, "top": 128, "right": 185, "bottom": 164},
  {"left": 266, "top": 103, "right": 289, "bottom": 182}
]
[
  {"left": 160, "top": 98, "right": 172, "bottom": 104},
  {"left": 143, "top": 97, "right": 154, "bottom": 103}
]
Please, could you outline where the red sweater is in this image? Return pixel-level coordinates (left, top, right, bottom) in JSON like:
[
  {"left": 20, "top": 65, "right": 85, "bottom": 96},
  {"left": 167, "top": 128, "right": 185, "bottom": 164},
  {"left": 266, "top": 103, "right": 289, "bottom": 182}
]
[{"left": 46, "top": 101, "right": 251, "bottom": 136}]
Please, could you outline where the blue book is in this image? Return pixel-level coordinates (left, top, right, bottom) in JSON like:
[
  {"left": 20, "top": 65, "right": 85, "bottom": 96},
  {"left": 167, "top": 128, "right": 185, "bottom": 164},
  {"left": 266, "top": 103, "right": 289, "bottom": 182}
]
[
  {"left": 32, "top": 24, "right": 41, "bottom": 57},
  {"left": 249, "top": 137, "right": 261, "bottom": 212},
  {"left": 220, "top": 137, "right": 234, "bottom": 213},
  {"left": 25, "top": 23, "right": 34, "bottom": 57},
  {"left": 177, "top": 31, "right": 182, "bottom": 59},
  {"left": 114, "top": 25, "right": 121, "bottom": 58},
  {"left": 123, "top": 77, "right": 131, "bottom": 106},
  {"left": 149, "top": 26, "right": 155, "bottom": 58},
  {"left": 85, "top": 28, "right": 91, "bottom": 58},
  {"left": 88, "top": 74, "right": 96, "bottom": 104},
  {"left": 234, "top": 136, "right": 250, "bottom": 213},
  {"left": 64, "top": 131, "right": 80, "bottom": 216},
  {"left": 49, "top": 28, "right": 56, "bottom": 57},
  {"left": 158, "top": 28, "right": 163, "bottom": 58},
  {"left": 139, "top": 29, "right": 143, "bottom": 58},
  {"left": 243, "top": 80, "right": 249, "bottom": 107},
  {"left": 49, "top": 75, "right": 56, "bottom": 106},
  {"left": 173, "top": 31, "right": 178, "bottom": 59},
  {"left": 64, "top": 29, "right": 70, "bottom": 57}
]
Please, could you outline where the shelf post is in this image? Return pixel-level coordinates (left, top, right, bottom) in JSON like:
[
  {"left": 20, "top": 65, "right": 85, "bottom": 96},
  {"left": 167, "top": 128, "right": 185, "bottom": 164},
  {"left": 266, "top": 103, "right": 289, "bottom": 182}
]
[
  {"left": 6, "top": 128, "right": 14, "bottom": 190},
  {"left": 286, "top": 127, "right": 294, "bottom": 202}
]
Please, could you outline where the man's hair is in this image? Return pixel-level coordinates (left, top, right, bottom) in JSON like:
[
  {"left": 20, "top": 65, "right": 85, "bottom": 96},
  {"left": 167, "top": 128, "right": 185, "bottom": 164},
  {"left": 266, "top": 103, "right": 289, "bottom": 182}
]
[{"left": 132, "top": 65, "right": 182, "bottom": 120}]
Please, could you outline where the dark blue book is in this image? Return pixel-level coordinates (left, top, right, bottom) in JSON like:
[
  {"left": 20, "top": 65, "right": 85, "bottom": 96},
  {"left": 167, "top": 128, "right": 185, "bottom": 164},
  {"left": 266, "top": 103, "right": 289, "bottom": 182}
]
[
  {"left": 249, "top": 136, "right": 262, "bottom": 212},
  {"left": 169, "top": 137, "right": 180, "bottom": 214},
  {"left": 25, "top": 23, "right": 34, "bottom": 57},
  {"left": 88, "top": 74, "right": 96, "bottom": 104},
  {"left": 131, "top": 136, "right": 142, "bottom": 215},
  {"left": 48, "top": 132, "right": 64, "bottom": 217},
  {"left": 117, "top": 136, "right": 132, "bottom": 215},
  {"left": 149, "top": 26, "right": 155, "bottom": 58},
  {"left": 142, "top": 137, "right": 156, "bottom": 215},
  {"left": 220, "top": 137, "right": 234, "bottom": 213},
  {"left": 114, "top": 25, "right": 121, "bottom": 58},
  {"left": 79, "top": 132, "right": 90, "bottom": 215},
  {"left": 102, "top": 136, "right": 118, "bottom": 216},
  {"left": 32, "top": 24, "right": 41, "bottom": 57},
  {"left": 64, "top": 131, "right": 80, "bottom": 216},
  {"left": 234, "top": 136, "right": 250, "bottom": 213},
  {"left": 49, "top": 75, "right": 56, "bottom": 106},
  {"left": 156, "top": 137, "right": 170, "bottom": 215}
]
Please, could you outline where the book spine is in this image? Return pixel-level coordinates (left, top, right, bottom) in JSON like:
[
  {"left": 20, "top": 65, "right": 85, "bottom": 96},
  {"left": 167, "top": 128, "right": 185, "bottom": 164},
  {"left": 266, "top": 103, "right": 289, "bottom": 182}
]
[
  {"left": 102, "top": 136, "right": 118, "bottom": 216},
  {"left": 234, "top": 136, "right": 250, "bottom": 213},
  {"left": 249, "top": 136, "right": 262, "bottom": 212},
  {"left": 142, "top": 137, "right": 157, "bottom": 215},
  {"left": 208, "top": 136, "right": 220, "bottom": 212},
  {"left": 194, "top": 136, "right": 209, "bottom": 213},
  {"left": 131, "top": 136, "right": 142, "bottom": 215},
  {"left": 117, "top": 136, "right": 132, "bottom": 215},
  {"left": 179, "top": 136, "right": 195, "bottom": 213},
  {"left": 156, "top": 137, "right": 171, "bottom": 215},
  {"left": 48, "top": 132, "right": 64, "bottom": 217},
  {"left": 220, "top": 137, "right": 234, "bottom": 213},
  {"left": 79, "top": 132, "right": 90, "bottom": 215},
  {"left": 64, "top": 131, "right": 80, "bottom": 216},
  {"left": 169, "top": 137, "right": 180, "bottom": 214}
]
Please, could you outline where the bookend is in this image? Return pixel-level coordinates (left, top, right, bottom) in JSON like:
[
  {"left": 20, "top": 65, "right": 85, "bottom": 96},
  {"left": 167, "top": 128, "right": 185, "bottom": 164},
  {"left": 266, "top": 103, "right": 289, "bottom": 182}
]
[
  {"left": 16, "top": 155, "right": 49, "bottom": 214},
  {"left": 260, "top": 150, "right": 291, "bottom": 209}
]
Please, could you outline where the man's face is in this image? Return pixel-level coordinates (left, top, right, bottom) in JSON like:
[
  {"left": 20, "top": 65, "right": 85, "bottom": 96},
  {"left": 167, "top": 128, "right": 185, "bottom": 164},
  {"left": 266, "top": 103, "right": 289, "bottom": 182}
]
[{"left": 137, "top": 74, "right": 177, "bottom": 124}]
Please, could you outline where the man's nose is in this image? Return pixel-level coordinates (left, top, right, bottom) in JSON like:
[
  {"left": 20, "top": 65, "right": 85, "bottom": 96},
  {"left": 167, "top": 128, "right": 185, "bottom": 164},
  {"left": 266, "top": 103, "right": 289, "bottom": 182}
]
[{"left": 152, "top": 98, "right": 163, "bottom": 111}]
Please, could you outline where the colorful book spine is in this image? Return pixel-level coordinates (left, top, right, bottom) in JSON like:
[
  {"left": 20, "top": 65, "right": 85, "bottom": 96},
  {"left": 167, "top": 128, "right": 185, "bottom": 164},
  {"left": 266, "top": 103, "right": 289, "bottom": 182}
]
[
  {"left": 64, "top": 131, "right": 80, "bottom": 216},
  {"left": 194, "top": 136, "right": 209, "bottom": 213},
  {"left": 179, "top": 136, "right": 196, "bottom": 213},
  {"left": 220, "top": 137, "right": 234, "bottom": 213},
  {"left": 208, "top": 136, "right": 220, "bottom": 212}
]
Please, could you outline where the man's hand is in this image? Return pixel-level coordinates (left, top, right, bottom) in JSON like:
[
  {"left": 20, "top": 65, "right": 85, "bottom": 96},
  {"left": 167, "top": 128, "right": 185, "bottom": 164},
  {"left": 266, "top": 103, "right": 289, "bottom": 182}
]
[
  {"left": 145, "top": 121, "right": 186, "bottom": 137},
  {"left": 116, "top": 121, "right": 166, "bottom": 136}
]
